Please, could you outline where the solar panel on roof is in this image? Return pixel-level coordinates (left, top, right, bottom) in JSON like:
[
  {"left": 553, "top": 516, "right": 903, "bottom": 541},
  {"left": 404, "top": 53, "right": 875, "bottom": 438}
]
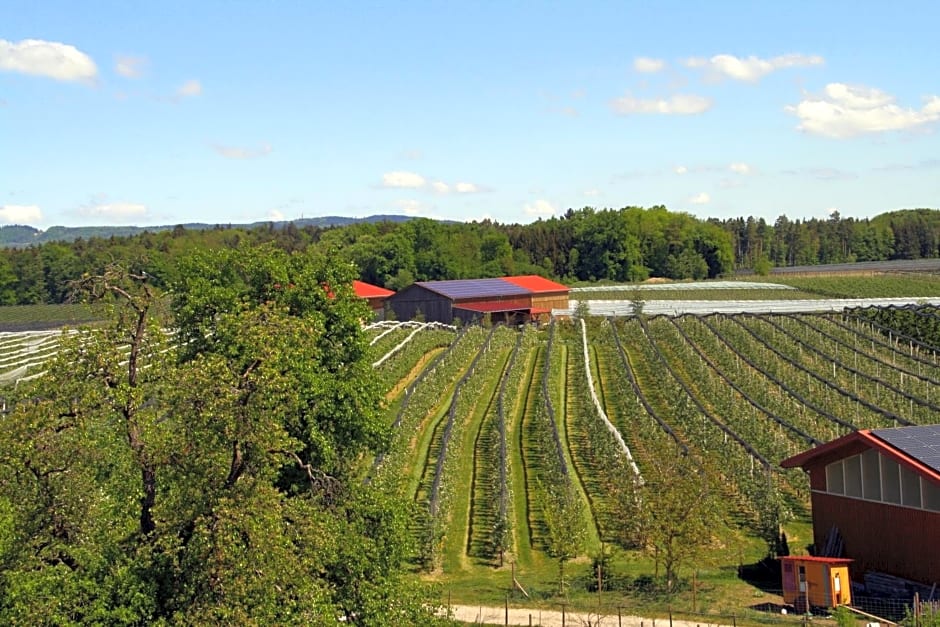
[
  {"left": 872, "top": 425, "right": 940, "bottom": 474},
  {"left": 416, "top": 278, "right": 531, "bottom": 300}
]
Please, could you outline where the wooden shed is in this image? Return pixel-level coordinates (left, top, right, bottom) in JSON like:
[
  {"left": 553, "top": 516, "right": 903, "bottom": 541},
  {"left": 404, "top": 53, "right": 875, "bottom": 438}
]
[
  {"left": 781, "top": 425, "right": 940, "bottom": 585},
  {"left": 780, "top": 556, "right": 852, "bottom": 611},
  {"left": 502, "top": 275, "right": 569, "bottom": 321},
  {"left": 387, "top": 277, "right": 561, "bottom": 324}
]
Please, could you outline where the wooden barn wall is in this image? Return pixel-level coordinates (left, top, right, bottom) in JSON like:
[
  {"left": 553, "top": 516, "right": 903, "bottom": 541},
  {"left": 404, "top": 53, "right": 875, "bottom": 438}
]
[
  {"left": 388, "top": 286, "right": 453, "bottom": 323},
  {"left": 810, "top": 491, "right": 940, "bottom": 584},
  {"left": 531, "top": 293, "right": 569, "bottom": 310},
  {"left": 454, "top": 295, "right": 532, "bottom": 307}
]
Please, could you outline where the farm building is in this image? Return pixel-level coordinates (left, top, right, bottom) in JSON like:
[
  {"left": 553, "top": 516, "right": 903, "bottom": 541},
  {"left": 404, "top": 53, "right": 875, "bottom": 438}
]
[
  {"left": 502, "top": 275, "right": 571, "bottom": 313},
  {"left": 781, "top": 425, "right": 940, "bottom": 586},
  {"left": 353, "top": 280, "right": 394, "bottom": 318},
  {"left": 387, "top": 276, "right": 569, "bottom": 324}
]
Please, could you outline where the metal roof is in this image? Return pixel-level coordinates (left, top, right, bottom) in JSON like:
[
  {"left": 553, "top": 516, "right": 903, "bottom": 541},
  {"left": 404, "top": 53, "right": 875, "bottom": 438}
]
[
  {"left": 353, "top": 280, "right": 394, "bottom": 299},
  {"left": 782, "top": 427, "right": 940, "bottom": 484},
  {"left": 502, "top": 275, "right": 569, "bottom": 293},
  {"left": 872, "top": 425, "right": 940, "bottom": 475},
  {"left": 416, "top": 278, "right": 530, "bottom": 300}
]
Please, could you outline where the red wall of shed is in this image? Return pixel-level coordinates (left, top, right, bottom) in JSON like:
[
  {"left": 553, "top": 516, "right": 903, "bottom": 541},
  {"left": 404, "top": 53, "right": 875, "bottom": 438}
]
[{"left": 809, "top": 491, "right": 940, "bottom": 584}]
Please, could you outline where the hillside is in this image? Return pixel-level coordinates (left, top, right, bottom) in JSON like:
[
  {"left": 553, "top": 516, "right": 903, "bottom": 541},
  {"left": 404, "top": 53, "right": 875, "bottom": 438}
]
[{"left": 0, "top": 214, "right": 416, "bottom": 247}]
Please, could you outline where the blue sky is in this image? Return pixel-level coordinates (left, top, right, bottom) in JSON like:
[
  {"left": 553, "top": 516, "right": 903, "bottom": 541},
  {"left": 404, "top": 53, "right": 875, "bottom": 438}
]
[{"left": 2, "top": 0, "right": 939, "bottom": 228}]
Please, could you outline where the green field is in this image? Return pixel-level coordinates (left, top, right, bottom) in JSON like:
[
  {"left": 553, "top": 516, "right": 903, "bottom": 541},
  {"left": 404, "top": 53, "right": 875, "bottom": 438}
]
[{"left": 362, "top": 306, "right": 940, "bottom": 621}]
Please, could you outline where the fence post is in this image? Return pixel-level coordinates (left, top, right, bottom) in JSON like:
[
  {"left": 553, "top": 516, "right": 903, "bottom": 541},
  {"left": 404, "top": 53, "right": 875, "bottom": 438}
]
[
  {"left": 669, "top": 608, "right": 673, "bottom": 627},
  {"left": 505, "top": 594, "right": 508, "bottom": 625}
]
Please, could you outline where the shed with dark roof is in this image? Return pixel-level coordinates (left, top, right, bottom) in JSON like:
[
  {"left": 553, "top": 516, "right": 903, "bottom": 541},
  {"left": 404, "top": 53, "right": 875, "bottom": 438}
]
[
  {"left": 387, "top": 276, "right": 569, "bottom": 324},
  {"left": 781, "top": 425, "right": 940, "bottom": 585}
]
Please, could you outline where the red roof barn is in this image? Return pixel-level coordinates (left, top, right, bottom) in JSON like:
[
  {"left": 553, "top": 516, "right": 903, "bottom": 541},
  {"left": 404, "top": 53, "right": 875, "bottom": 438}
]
[
  {"left": 781, "top": 425, "right": 940, "bottom": 585},
  {"left": 353, "top": 280, "right": 394, "bottom": 318}
]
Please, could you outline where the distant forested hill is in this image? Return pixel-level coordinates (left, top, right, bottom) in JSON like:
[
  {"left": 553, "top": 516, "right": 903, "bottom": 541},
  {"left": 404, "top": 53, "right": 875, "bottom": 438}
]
[{"left": 0, "top": 214, "right": 415, "bottom": 247}]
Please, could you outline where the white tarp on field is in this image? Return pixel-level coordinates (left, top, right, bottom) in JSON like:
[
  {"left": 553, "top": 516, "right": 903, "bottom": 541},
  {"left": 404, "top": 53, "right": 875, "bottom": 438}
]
[{"left": 555, "top": 297, "right": 940, "bottom": 317}]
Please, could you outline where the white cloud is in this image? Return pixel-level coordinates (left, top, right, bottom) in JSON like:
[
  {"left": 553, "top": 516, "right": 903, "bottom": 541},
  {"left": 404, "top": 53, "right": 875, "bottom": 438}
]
[
  {"left": 431, "top": 181, "right": 449, "bottom": 193},
  {"left": 455, "top": 182, "right": 479, "bottom": 194},
  {"left": 786, "top": 83, "right": 940, "bottom": 138},
  {"left": 674, "top": 165, "right": 688, "bottom": 175},
  {"left": 395, "top": 199, "right": 423, "bottom": 216},
  {"left": 0, "top": 204, "right": 42, "bottom": 224},
  {"left": 212, "top": 142, "right": 272, "bottom": 159},
  {"left": 611, "top": 94, "right": 711, "bottom": 115},
  {"left": 689, "top": 192, "right": 710, "bottom": 205},
  {"left": 268, "top": 209, "right": 285, "bottom": 221},
  {"left": 115, "top": 55, "right": 146, "bottom": 78},
  {"left": 729, "top": 162, "right": 752, "bottom": 175},
  {"left": 81, "top": 202, "right": 148, "bottom": 218},
  {"left": 583, "top": 189, "right": 600, "bottom": 197},
  {"left": 381, "top": 171, "right": 426, "bottom": 188},
  {"left": 683, "top": 53, "right": 823, "bottom": 82},
  {"left": 634, "top": 56, "right": 666, "bottom": 73},
  {"left": 0, "top": 38, "right": 97, "bottom": 83},
  {"left": 176, "top": 79, "right": 202, "bottom": 98},
  {"left": 523, "top": 199, "right": 556, "bottom": 217}
]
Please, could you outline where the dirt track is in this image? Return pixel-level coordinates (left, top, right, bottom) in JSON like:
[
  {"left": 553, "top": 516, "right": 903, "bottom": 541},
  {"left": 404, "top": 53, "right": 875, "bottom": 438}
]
[{"left": 446, "top": 604, "right": 731, "bottom": 627}]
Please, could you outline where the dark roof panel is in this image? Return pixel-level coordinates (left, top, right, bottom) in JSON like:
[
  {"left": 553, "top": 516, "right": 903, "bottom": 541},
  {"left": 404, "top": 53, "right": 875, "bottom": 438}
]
[
  {"left": 416, "top": 278, "right": 530, "bottom": 300},
  {"left": 872, "top": 425, "right": 940, "bottom": 474}
]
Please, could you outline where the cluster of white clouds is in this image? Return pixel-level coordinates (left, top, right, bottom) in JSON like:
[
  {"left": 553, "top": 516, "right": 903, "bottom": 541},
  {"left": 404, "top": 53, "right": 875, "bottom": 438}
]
[
  {"left": 624, "top": 51, "right": 940, "bottom": 141},
  {"left": 683, "top": 53, "right": 824, "bottom": 82},
  {"left": 0, "top": 38, "right": 97, "bottom": 82},
  {"left": 675, "top": 162, "right": 754, "bottom": 176},
  {"left": 523, "top": 199, "right": 556, "bottom": 217},
  {"left": 115, "top": 54, "right": 147, "bottom": 78},
  {"left": 611, "top": 94, "right": 711, "bottom": 115},
  {"left": 688, "top": 192, "right": 710, "bottom": 205},
  {"left": 616, "top": 52, "right": 823, "bottom": 118},
  {"left": 0, "top": 199, "right": 149, "bottom": 225},
  {"left": 212, "top": 142, "right": 272, "bottom": 159},
  {"left": 0, "top": 204, "right": 43, "bottom": 224},
  {"left": 787, "top": 83, "right": 940, "bottom": 138},
  {"left": 380, "top": 171, "right": 483, "bottom": 195},
  {"left": 1, "top": 37, "right": 201, "bottom": 105}
]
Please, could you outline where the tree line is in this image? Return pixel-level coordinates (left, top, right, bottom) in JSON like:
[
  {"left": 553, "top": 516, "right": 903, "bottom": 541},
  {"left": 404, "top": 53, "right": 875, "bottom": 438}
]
[{"left": 0, "top": 206, "right": 938, "bottom": 305}]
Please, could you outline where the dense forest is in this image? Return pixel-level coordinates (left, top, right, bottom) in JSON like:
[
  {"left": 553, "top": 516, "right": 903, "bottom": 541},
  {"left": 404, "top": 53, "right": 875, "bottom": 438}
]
[{"left": 0, "top": 206, "right": 938, "bottom": 305}]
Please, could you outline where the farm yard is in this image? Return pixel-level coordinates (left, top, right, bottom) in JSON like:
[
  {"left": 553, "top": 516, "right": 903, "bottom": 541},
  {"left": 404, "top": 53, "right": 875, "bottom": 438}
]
[{"left": 3, "top": 277, "right": 940, "bottom": 621}]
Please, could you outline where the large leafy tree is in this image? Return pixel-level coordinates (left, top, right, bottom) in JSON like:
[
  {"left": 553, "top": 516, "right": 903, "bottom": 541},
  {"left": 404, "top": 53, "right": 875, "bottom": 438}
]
[{"left": 0, "top": 246, "right": 442, "bottom": 624}]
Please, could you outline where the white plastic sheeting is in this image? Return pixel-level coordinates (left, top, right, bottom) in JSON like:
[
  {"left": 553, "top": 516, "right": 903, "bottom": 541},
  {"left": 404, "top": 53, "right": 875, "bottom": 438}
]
[
  {"left": 556, "top": 297, "right": 940, "bottom": 317},
  {"left": 570, "top": 281, "right": 795, "bottom": 292},
  {"left": 579, "top": 318, "right": 642, "bottom": 482}
]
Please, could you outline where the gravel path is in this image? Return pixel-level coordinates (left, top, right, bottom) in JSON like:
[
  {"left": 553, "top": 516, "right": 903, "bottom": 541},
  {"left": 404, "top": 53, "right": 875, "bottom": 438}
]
[{"left": 445, "top": 604, "right": 732, "bottom": 627}]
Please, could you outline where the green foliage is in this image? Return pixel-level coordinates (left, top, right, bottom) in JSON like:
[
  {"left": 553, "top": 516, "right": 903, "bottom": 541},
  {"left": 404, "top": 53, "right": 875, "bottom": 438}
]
[
  {"left": 629, "top": 447, "right": 721, "bottom": 593},
  {"left": 832, "top": 604, "right": 856, "bottom": 627},
  {"left": 0, "top": 253, "right": 442, "bottom": 624},
  {"left": 902, "top": 603, "right": 940, "bottom": 627},
  {"left": 753, "top": 255, "right": 772, "bottom": 276}
]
